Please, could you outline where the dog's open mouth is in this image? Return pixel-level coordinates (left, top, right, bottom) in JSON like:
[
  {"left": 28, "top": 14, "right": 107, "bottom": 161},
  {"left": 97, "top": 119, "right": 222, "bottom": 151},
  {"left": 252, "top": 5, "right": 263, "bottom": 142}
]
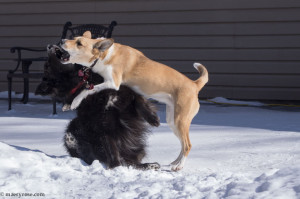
[
  {"left": 57, "top": 47, "right": 70, "bottom": 63},
  {"left": 48, "top": 45, "right": 70, "bottom": 63}
]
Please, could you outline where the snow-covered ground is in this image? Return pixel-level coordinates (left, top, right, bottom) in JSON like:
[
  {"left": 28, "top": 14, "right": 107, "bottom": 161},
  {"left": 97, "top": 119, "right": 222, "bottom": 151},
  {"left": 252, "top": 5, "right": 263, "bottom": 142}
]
[{"left": 1, "top": 92, "right": 300, "bottom": 199}]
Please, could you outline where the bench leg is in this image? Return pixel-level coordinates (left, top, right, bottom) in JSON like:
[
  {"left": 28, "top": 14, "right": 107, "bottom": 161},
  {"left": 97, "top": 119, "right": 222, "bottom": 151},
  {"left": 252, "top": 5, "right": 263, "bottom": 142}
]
[
  {"left": 21, "top": 78, "right": 29, "bottom": 104},
  {"left": 52, "top": 98, "right": 57, "bottom": 115},
  {"left": 7, "top": 75, "right": 12, "bottom": 110},
  {"left": 21, "top": 60, "right": 32, "bottom": 104}
]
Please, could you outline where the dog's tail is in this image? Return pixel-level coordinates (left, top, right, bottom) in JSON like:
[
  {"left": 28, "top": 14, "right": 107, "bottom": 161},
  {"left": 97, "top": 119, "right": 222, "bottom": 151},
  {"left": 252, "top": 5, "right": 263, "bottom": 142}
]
[
  {"left": 193, "top": 63, "right": 208, "bottom": 92},
  {"left": 134, "top": 96, "right": 160, "bottom": 127}
]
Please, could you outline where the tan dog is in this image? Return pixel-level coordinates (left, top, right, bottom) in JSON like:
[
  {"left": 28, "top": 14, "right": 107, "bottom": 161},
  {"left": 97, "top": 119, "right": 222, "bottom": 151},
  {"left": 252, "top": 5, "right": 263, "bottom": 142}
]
[{"left": 60, "top": 31, "right": 208, "bottom": 171}]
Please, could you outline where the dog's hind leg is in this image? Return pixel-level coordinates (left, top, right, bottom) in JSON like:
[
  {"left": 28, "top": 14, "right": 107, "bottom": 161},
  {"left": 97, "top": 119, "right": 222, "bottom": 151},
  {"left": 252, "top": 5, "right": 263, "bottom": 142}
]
[
  {"left": 169, "top": 117, "right": 193, "bottom": 171},
  {"left": 64, "top": 132, "right": 79, "bottom": 158},
  {"left": 170, "top": 94, "right": 200, "bottom": 171},
  {"left": 103, "top": 135, "right": 123, "bottom": 169},
  {"left": 78, "top": 142, "right": 96, "bottom": 165},
  {"left": 64, "top": 132, "right": 96, "bottom": 165},
  {"left": 165, "top": 102, "right": 188, "bottom": 170},
  {"left": 165, "top": 103, "right": 185, "bottom": 167}
]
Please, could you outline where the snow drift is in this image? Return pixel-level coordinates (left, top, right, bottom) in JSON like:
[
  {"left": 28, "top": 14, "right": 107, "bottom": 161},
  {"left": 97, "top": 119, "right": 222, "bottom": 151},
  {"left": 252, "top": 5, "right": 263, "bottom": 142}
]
[{"left": 1, "top": 92, "right": 300, "bottom": 198}]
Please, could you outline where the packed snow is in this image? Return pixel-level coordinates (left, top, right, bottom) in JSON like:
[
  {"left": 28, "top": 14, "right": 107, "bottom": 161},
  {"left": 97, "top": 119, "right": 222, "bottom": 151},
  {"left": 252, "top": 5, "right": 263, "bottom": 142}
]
[{"left": 0, "top": 91, "right": 300, "bottom": 199}]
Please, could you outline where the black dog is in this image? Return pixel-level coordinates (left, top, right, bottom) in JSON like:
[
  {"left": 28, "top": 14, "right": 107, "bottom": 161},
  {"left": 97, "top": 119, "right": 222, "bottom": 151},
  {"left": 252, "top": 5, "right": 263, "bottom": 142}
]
[
  {"left": 35, "top": 45, "right": 160, "bottom": 170},
  {"left": 35, "top": 46, "right": 103, "bottom": 108}
]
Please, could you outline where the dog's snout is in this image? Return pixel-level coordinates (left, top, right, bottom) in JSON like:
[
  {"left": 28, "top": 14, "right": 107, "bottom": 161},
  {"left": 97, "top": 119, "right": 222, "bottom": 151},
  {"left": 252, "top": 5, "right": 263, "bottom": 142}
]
[
  {"left": 60, "top": 39, "right": 67, "bottom": 45},
  {"left": 47, "top": 44, "right": 53, "bottom": 50}
]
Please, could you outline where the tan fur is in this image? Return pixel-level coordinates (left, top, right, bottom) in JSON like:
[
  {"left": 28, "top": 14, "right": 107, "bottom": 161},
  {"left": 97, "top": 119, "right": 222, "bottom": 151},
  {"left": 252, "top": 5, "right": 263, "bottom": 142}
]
[
  {"left": 61, "top": 31, "right": 208, "bottom": 171},
  {"left": 89, "top": 48, "right": 100, "bottom": 62},
  {"left": 82, "top": 31, "right": 91, "bottom": 39}
]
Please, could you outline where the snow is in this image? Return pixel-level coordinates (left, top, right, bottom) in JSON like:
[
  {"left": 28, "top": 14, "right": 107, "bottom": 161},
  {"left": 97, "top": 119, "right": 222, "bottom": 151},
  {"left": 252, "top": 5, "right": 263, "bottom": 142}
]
[
  {"left": 1, "top": 92, "right": 300, "bottom": 199},
  {"left": 208, "top": 97, "right": 265, "bottom": 106}
]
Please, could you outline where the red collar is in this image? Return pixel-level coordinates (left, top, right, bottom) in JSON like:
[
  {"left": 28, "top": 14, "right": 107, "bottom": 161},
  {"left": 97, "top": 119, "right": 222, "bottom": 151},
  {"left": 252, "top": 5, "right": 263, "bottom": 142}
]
[{"left": 70, "top": 67, "right": 94, "bottom": 95}]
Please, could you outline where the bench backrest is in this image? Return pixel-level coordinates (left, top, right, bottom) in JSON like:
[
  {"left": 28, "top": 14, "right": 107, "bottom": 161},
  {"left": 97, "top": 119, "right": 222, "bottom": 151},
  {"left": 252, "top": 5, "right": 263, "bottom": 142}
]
[{"left": 61, "top": 21, "right": 117, "bottom": 39}]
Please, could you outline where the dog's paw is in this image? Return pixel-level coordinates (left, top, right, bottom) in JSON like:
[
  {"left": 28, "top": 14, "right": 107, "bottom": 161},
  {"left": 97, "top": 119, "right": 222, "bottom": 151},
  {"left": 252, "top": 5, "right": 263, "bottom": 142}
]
[
  {"left": 170, "top": 157, "right": 186, "bottom": 172},
  {"left": 144, "top": 162, "right": 161, "bottom": 171},
  {"left": 62, "top": 104, "right": 71, "bottom": 112},
  {"left": 71, "top": 97, "right": 83, "bottom": 110},
  {"left": 71, "top": 90, "right": 91, "bottom": 110},
  {"left": 64, "top": 132, "right": 77, "bottom": 149},
  {"left": 171, "top": 164, "right": 184, "bottom": 172}
]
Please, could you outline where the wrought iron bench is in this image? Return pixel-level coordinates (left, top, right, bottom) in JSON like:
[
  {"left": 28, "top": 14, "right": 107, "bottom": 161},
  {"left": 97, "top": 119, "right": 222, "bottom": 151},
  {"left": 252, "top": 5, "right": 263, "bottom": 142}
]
[{"left": 8, "top": 21, "right": 117, "bottom": 114}]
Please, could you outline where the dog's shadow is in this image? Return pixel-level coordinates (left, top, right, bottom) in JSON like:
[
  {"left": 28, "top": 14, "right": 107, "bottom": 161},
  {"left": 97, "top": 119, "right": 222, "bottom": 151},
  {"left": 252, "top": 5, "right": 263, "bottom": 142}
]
[
  {"left": 5, "top": 142, "right": 108, "bottom": 168},
  {"left": 7, "top": 142, "right": 66, "bottom": 158}
]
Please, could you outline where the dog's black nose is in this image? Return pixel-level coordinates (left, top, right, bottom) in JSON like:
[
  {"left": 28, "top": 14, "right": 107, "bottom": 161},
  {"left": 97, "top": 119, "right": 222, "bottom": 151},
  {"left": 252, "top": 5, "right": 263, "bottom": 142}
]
[{"left": 47, "top": 44, "right": 53, "bottom": 51}]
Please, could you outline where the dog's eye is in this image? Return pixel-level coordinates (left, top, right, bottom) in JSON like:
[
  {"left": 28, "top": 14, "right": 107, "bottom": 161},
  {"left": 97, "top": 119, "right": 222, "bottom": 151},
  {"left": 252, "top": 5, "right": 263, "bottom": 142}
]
[{"left": 76, "top": 41, "right": 82, "bottom": 46}]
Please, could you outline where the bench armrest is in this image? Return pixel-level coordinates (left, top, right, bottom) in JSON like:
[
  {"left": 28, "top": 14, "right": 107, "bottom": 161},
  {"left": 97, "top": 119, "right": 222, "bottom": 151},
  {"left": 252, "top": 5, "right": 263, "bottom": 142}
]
[
  {"left": 9, "top": 47, "right": 46, "bottom": 73},
  {"left": 10, "top": 47, "right": 46, "bottom": 53}
]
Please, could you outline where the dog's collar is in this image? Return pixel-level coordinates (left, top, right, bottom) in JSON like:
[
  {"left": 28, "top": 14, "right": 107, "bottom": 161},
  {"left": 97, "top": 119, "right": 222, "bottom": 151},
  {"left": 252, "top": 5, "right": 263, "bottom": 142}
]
[
  {"left": 89, "top": 59, "right": 98, "bottom": 68},
  {"left": 70, "top": 66, "right": 94, "bottom": 95}
]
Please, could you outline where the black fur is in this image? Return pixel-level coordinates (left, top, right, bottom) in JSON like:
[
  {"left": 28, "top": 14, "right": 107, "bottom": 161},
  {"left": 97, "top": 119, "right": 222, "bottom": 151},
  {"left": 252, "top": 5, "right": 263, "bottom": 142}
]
[
  {"left": 35, "top": 45, "right": 160, "bottom": 170},
  {"left": 35, "top": 46, "right": 103, "bottom": 105}
]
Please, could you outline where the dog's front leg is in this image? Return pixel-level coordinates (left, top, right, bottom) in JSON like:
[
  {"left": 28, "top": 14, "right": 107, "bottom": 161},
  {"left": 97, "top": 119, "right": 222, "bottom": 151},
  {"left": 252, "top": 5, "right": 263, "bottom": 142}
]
[
  {"left": 71, "top": 81, "right": 118, "bottom": 110},
  {"left": 70, "top": 89, "right": 90, "bottom": 110}
]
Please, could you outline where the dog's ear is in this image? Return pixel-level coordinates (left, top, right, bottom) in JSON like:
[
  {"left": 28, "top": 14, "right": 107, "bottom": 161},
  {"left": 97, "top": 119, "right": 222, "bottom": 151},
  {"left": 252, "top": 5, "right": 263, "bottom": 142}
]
[
  {"left": 82, "top": 31, "right": 92, "bottom": 39},
  {"left": 93, "top": 39, "right": 114, "bottom": 52}
]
